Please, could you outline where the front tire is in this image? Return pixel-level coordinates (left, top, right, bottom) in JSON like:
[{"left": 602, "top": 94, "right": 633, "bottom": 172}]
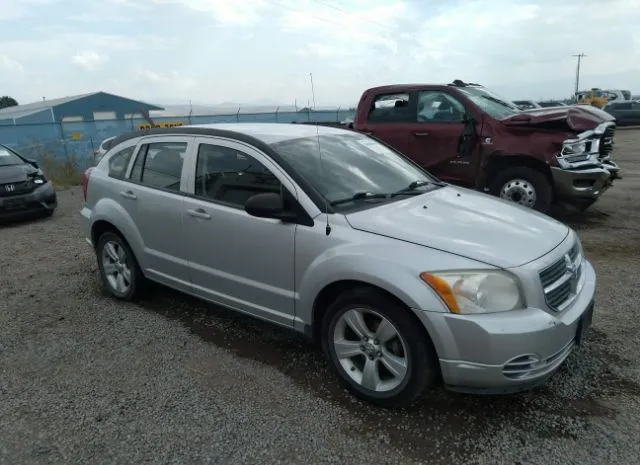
[
  {"left": 488, "top": 166, "right": 553, "bottom": 213},
  {"left": 321, "top": 287, "right": 439, "bottom": 408},
  {"left": 96, "top": 231, "right": 143, "bottom": 301}
]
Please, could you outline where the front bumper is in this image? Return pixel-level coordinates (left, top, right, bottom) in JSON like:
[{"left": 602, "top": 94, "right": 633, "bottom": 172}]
[
  {"left": 0, "top": 181, "right": 57, "bottom": 220},
  {"left": 550, "top": 162, "right": 618, "bottom": 208},
  {"left": 418, "top": 260, "right": 596, "bottom": 394}
]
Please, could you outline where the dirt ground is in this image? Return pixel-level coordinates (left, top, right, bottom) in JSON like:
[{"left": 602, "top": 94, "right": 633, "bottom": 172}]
[{"left": 1, "top": 130, "right": 639, "bottom": 465}]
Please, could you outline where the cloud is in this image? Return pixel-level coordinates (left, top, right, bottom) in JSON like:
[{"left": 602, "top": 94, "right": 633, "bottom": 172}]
[
  {"left": 281, "top": 0, "right": 408, "bottom": 55},
  {"left": 0, "top": 55, "right": 24, "bottom": 73},
  {"left": 0, "top": 0, "right": 60, "bottom": 20},
  {"left": 72, "top": 51, "right": 109, "bottom": 71},
  {"left": 1, "top": 0, "right": 639, "bottom": 105},
  {"left": 132, "top": 67, "right": 197, "bottom": 89},
  {"left": 147, "top": 0, "right": 271, "bottom": 25}
]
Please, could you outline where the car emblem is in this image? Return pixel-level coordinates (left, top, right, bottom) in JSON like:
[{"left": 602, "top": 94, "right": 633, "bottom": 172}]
[{"left": 5, "top": 184, "right": 14, "bottom": 192}]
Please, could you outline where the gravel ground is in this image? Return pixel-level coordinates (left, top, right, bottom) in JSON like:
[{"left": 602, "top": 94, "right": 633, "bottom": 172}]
[{"left": 1, "top": 130, "right": 640, "bottom": 465}]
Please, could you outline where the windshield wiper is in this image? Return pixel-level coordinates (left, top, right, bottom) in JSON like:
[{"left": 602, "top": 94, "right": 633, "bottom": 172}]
[
  {"left": 391, "top": 180, "right": 445, "bottom": 196},
  {"left": 330, "top": 192, "right": 390, "bottom": 206},
  {"left": 330, "top": 181, "right": 446, "bottom": 206}
]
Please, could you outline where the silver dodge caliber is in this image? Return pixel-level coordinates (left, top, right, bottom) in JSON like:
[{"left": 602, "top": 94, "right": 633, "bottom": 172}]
[{"left": 80, "top": 123, "right": 596, "bottom": 408}]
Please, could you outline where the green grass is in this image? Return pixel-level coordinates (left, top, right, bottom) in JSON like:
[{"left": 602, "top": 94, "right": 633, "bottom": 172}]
[{"left": 38, "top": 153, "right": 84, "bottom": 187}]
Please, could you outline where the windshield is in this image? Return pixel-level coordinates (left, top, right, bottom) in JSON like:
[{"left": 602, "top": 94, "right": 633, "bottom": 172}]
[
  {"left": 270, "top": 133, "right": 438, "bottom": 210},
  {"left": 0, "top": 145, "right": 26, "bottom": 167},
  {"left": 457, "top": 86, "right": 521, "bottom": 119}
]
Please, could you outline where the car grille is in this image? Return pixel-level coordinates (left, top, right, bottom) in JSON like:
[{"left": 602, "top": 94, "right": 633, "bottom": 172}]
[
  {"left": 539, "top": 242, "right": 582, "bottom": 311},
  {"left": 0, "top": 181, "right": 33, "bottom": 197},
  {"left": 598, "top": 125, "right": 615, "bottom": 159}
]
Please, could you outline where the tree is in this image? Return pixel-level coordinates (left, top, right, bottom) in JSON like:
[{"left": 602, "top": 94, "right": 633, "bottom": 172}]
[{"left": 0, "top": 96, "right": 18, "bottom": 109}]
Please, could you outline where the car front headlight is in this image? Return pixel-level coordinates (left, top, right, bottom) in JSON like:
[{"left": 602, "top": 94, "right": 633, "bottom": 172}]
[
  {"left": 420, "top": 270, "right": 524, "bottom": 314},
  {"left": 31, "top": 173, "right": 46, "bottom": 185},
  {"left": 561, "top": 140, "right": 588, "bottom": 156}
]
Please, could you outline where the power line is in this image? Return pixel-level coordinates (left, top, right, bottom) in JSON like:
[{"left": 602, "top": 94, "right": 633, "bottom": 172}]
[
  {"left": 263, "top": 0, "right": 393, "bottom": 41},
  {"left": 572, "top": 53, "right": 587, "bottom": 95},
  {"left": 310, "top": 0, "right": 392, "bottom": 30}
]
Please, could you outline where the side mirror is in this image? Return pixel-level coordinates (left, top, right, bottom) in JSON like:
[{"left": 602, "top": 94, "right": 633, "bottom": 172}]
[
  {"left": 244, "top": 192, "right": 297, "bottom": 222},
  {"left": 26, "top": 158, "right": 39, "bottom": 169},
  {"left": 462, "top": 114, "right": 477, "bottom": 125}
]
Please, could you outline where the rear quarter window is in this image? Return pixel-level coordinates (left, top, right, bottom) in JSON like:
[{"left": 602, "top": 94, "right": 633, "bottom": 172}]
[{"left": 100, "top": 144, "right": 137, "bottom": 180}]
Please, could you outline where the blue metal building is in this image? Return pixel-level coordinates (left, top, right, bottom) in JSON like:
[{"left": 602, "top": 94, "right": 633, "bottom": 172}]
[
  {"left": 0, "top": 92, "right": 163, "bottom": 164},
  {"left": 0, "top": 92, "right": 163, "bottom": 125}
]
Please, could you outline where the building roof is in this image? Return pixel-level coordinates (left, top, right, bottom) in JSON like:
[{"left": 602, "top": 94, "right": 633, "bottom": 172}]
[{"left": 0, "top": 91, "right": 163, "bottom": 121}]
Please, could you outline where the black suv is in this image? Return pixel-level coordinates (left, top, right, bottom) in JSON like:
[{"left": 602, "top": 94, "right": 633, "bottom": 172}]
[{"left": 0, "top": 144, "right": 57, "bottom": 221}]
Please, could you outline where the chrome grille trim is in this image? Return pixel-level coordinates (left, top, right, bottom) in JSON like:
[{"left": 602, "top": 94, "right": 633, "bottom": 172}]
[
  {"left": 599, "top": 125, "right": 615, "bottom": 159},
  {"left": 539, "top": 241, "right": 583, "bottom": 312}
]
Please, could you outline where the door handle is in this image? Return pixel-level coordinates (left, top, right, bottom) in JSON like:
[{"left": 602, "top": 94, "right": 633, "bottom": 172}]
[
  {"left": 187, "top": 208, "right": 211, "bottom": 220},
  {"left": 413, "top": 131, "right": 430, "bottom": 137},
  {"left": 119, "top": 190, "right": 137, "bottom": 200}
]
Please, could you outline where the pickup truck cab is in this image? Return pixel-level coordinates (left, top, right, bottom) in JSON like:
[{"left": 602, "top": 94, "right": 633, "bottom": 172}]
[{"left": 352, "top": 80, "right": 620, "bottom": 213}]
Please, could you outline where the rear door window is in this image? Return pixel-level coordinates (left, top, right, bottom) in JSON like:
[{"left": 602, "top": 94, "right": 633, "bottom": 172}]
[
  {"left": 130, "top": 141, "right": 188, "bottom": 192},
  {"left": 368, "top": 93, "right": 412, "bottom": 123}
]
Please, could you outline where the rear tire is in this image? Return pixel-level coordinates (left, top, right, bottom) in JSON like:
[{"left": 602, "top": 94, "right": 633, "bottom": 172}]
[
  {"left": 488, "top": 166, "right": 553, "bottom": 213},
  {"left": 320, "top": 286, "right": 439, "bottom": 408},
  {"left": 96, "top": 231, "right": 143, "bottom": 301}
]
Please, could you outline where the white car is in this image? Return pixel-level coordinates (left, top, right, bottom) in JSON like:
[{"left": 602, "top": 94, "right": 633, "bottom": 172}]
[{"left": 93, "top": 136, "right": 116, "bottom": 165}]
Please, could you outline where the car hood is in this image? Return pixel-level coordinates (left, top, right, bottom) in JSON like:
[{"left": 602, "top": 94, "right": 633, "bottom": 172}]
[
  {"left": 0, "top": 164, "right": 36, "bottom": 184},
  {"left": 502, "top": 105, "right": 614, "bottom": 132},
  {"left": 344, "top": 186, "right": 570, "bottom": 268}
]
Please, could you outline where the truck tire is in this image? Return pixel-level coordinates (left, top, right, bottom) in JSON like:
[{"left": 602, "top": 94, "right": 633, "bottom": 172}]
[
  {"left": 488, "top": 167, "right": 553, "bottom": 213},
  {"left": 321, "top": 286, "right": 439, "bottom": 408}
]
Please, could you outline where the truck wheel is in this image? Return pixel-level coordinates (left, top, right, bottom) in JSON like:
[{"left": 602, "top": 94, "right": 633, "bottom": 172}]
[
  {"left": 489, "top": 167, "right": 552, "bottom": 213},
  {"left": 321, "top": 286, "right": 439, "bottom": 408}
]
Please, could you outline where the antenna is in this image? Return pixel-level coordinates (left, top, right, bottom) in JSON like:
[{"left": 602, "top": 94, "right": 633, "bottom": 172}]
[{"left": 310, "top": 72, "right": 331, "bottom": 236}]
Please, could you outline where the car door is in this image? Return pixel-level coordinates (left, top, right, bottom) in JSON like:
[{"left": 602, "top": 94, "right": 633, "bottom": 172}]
[
  {"left": 360, "top": 91, "right": 413, "bottom": 155},
  {"left": 181, "top": 136, "right": 297, "bottom": 327},
  {"left": 406, "top": 89, "right": 481, "bottom": 185},
  {"left": 122, "top": 135, "right": 195, "bottom": 293},
  {"left": 629, "top": 102, "right": 640, "bottom": 125},
  {"left": 610, "top": 102, "right": 632, "bottom": 125}
]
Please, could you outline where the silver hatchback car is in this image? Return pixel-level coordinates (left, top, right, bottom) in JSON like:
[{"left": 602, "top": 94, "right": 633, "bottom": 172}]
[{"left": 80, "top": 123, "right": 596, "bottom": 408}]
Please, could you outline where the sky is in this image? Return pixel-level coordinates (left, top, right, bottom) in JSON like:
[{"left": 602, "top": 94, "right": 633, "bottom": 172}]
[{"left": 0, "top": 0, "right": 639, "bottom": 108}]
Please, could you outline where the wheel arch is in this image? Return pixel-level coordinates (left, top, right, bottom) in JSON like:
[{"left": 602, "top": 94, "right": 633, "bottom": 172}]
[
  {"left": 310, "top": 280, "right": 441, "bottom": 358},
  {"left": 91, "top": 220, "right": 144, "bottom": 275},
  {"left": 312, "top": 280, "right": 444, "bottom": 389},
  {"left": 483, "top": 152, "right": 554, "bottom": 190}
]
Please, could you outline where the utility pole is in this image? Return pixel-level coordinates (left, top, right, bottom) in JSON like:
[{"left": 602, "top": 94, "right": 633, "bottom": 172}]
[{"left": 572, "top": 53, "right": 587, "bottom": 95}]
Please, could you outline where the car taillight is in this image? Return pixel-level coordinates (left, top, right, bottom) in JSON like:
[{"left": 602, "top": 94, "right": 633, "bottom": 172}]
[{"left": 82, "top": 167, "right": 94, "bottom": 201}]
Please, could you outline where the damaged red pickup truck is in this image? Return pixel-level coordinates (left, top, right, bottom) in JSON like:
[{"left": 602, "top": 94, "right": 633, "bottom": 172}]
[{"left": 346, "top": 80, "right": 620, "bottom": 213}]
